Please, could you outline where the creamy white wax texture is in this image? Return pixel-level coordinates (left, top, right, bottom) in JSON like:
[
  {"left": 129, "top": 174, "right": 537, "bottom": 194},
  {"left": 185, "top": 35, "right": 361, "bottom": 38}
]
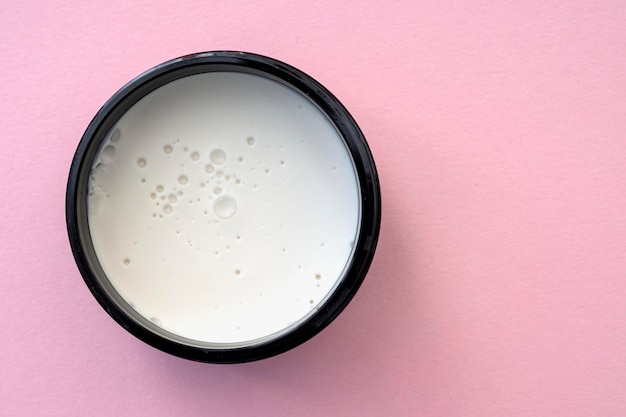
[{"left": 87, "top": 72, "right": 360, "bottom": 344}]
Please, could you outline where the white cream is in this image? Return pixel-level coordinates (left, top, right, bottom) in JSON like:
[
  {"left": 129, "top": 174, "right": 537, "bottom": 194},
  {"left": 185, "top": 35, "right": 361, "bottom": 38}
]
[{"left": 88, "top": 72, "right": 360, "bottom": 344}]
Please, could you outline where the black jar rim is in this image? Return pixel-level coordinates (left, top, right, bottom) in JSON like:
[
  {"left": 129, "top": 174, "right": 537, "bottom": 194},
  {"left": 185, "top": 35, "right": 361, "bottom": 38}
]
[{"left": 66, "top": 51, "right": 381, "bottom": 363}]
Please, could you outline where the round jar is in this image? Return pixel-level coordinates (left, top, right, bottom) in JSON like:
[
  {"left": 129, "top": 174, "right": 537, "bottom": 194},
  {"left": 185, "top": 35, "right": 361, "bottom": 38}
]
[{"left": 66, "top": 51, "right": 381, "bottom": 363}]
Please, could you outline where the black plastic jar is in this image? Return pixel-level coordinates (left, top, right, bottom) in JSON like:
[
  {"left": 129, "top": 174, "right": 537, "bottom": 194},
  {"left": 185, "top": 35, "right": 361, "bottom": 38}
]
[{"left": 66, "top": 51, "right": 380, "bottom": 363}]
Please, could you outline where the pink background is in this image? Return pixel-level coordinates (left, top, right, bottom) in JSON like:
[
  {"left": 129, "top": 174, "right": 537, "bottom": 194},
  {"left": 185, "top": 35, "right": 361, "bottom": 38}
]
[{"left": 2, "top": 1, "right": 626, "bottom": 416}]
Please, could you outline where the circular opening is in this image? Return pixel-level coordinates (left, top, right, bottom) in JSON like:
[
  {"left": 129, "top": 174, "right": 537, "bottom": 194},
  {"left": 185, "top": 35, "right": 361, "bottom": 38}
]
[{"left": 66, "top": 52, "right": 381, "bottom": 363}]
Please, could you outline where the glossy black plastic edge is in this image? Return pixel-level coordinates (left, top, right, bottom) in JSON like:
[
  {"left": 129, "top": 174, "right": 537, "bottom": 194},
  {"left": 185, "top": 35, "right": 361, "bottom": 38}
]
[{"left": 66, "top": 51, "right": 381, "bottom": 363}]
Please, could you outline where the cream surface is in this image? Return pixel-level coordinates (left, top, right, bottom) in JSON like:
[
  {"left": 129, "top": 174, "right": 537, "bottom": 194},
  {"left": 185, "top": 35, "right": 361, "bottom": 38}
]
[{"left": 87, "top": 72, "right": 360, "bottom": 344}]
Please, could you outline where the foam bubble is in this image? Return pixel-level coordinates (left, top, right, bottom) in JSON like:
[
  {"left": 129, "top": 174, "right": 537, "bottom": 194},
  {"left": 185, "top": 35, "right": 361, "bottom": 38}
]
[
  {"left": 156, "top": 185, "right": 164, "bottom": 193},
  {"left": 101, "top": 145, "right": 116, "bottom": 162},
  {"left": 91, "top": 163, "right": 112, "bottom": 185},
  {"left": 210, "top": 149, "right": 226, "bottom": 165},
  {"left": 89, "top": 187, "right": 107, "bottom": 215},
  {"left": 168, "top": 194, "right": 177, "bottom": 203},
  {"left": 150, "top": 317, "right": 162, "bottom": 326},
  {"left": 137, "top": 158, "right": 147, "bottom": 168},
  {"left": 110, "top": 128, "right": 121, "bottom": 142},
  {"left": 213, "top": 195, "right": 237, "bottom": 219},
  {"left": 205, "top": 164, "right": 214, "bottom": 173},
  {"left": 163, "top": 144, "right": 173, "bottom": 154},
  {"left": 123, "top": 258, "right": 131, "bottom": 266},
  {"left": 246, "top": 136, "right": 255, "bottom": 146},
  {"left": 178, "top": 175, "right": 188, "bottom": 185},
  {"left": 191, "top": 151, "right": 200, "bottom": 161},
  {"left": 213, "top": 187, "right": 222, "bottom": 195},
  {"left": 163, "top": 204, "right": 173, "bottom": 214}
]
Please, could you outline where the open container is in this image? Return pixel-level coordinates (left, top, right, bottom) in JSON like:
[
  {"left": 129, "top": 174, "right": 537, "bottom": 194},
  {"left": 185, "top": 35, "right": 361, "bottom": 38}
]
[{"left": 66, "top": 51, "right": 381, "bottom": 363}]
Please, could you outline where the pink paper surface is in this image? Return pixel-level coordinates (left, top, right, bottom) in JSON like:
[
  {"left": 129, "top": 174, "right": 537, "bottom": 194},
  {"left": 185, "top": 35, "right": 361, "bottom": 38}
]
[{"left": 2, "top": 1, "right": 626, "bottom": 416}]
